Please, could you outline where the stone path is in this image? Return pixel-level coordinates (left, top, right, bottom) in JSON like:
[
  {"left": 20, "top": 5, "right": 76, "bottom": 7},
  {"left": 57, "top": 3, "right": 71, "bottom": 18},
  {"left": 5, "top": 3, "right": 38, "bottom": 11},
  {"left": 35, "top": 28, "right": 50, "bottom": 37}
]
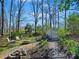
[
  {"left": 48, "top": 42, "right": 67, "bottom": 59},
  {"left": 0, "top": 43, "right": 38, "bottom": 59},
  {"left": 0, "top": 42, "right": 67, "bottom": 59},
  {"left": 46, "top": 28, "right": 67, "bottom": 59}
]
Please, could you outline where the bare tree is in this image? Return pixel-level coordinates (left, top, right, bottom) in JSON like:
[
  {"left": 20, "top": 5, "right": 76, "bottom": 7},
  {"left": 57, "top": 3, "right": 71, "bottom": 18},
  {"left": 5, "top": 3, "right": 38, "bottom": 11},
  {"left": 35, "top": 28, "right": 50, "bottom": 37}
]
[
  {"left": 1, "top": 0, "right": 4, "bottom": 36},
  {"left": 32, "top": 0, "right": 39, "bottom": 33},
  {"left": 58, "top": 10, "right": 59, "bottom": 28},
  {"left": 4, "top": 14, "right": 8, "bottom": 34},
  {"left": 41, "top": 0, "right": 44, "bottom": 33},
  {"left": 9, "top": 0, "right": 13, "bottom": 36},
  {"left": 64, "top": 3, "right": 67, "bottom": 29},
  {"left": 47, "top": 0, "right": 52, "bottom": 28},
  {"left": 0, "top": 1, "right": 1, "bottom": 35},
  {"left": 16, "top": 0, "right": 26, "bottom": 32},
  {"left": 45, "top": 12, "right": 48, "bottom": 31},
  {"left": 11, "top": 0, "right": 18, "bottom": 32},
  {"left": 0, "top": 16, "right": 1, "bottom": 35},
  {"left": 54, "top": 0, "right": 57, "bottom": 28}
]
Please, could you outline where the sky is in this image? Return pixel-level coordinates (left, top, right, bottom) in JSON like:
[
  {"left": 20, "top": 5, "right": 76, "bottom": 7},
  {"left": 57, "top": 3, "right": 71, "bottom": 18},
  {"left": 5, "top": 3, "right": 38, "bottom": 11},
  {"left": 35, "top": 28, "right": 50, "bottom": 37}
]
[
  {"left": 1, "top": 0, "right": 79, "bottom": 27},
  {"left": 4, "top": 0, "right": 34, "bottom": 26}
]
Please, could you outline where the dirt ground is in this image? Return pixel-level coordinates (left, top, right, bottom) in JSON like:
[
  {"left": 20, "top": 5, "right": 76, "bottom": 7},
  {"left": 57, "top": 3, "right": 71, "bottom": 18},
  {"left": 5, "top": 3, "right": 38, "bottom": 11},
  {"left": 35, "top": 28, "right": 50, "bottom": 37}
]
[{"left": 0, "top": 43, "right": 37, "bottom": 59}]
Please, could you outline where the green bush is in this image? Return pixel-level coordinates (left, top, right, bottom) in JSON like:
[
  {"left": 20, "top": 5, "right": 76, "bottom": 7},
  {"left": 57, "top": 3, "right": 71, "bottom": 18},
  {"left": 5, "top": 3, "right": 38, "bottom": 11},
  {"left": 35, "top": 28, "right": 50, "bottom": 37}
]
[
  {"left": 57, "top": 28, "right": 70, "bottom": 38},
  {"left": 68, "top": 47, "right": 77, "bottom": 54},
  {"left": 11, "top": 32, "right": 21, "bottom": 37},
  {"left": 75, "top": 47, "right": 79, "bottom": 59},
  {"left": 67, "top": 13, "right": 79, "bottom": 34},
  {"left": 32, "top": 32, "right": 42, "bottom": 36},
  {"left": 25, "top": 24, "right": 32, "bottom": 34},
  {"left": 9, "top": 32, "right": 21, "bottom": 40},
  {"left": 39, "top": 40, "right": 48, "bottom": 48},
  {"left": 63, "top": 40, "right": 78, "bottom": 48},
  {"left": 59, "top": 38, "right": 78, "bottom": 55}
]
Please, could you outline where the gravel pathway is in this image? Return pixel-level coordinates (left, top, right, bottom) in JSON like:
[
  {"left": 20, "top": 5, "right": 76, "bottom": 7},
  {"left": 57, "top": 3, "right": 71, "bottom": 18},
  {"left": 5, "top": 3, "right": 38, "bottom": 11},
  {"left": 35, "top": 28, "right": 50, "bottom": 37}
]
[
  {"left": 48, "top": 42, "right": 67, "bottom": 59},
  {"left": 0, "top": 43, "right": 38, "bottom": 59},
  {"left": 0, "top": 42, "right": 67, "bottom": 59}
]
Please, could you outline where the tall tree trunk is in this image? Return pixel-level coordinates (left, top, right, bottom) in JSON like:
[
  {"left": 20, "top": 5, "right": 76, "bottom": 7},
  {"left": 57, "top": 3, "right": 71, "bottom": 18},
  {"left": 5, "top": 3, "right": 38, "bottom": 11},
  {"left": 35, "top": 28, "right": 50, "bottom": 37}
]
[
  {"left": 17, "top": 0, "right": 21, "bottom": 32},
  {"left": 41, "top": 0, "right": 44, "bottom": 33},
  {"left": 54, "top": 8, "right": 56, "bottom": 28},
  {"left": 12, "top": 17, "right": 15, "bottom": 32},
  {"left": 64, "top": 3, "right": 67, "bottom": 29},
  {"left": 32, "top": 0, "right": 39, "bottom": 33},
  {"left": 54, "top": 1, "right": 57, "bottom": 29},
  {"left": 48, "top": 0, "right": 52, "bottom": 28},
  {"left": 65, "top": 9, "right": 66, "bottom": 29},
  {"left": 17, "top": 9, "right": 21, "bottom": 32},
  {"left": 52, "top": 9, "right": 54, "bottom": 29},
  {"left": 45, "top": 12, "right": 47, "bottom": 31},
  {"left": 1, "top": 0, "right": 4, "bottom": 36},
  {"left": 16, "top": 0, "right": 26, "bottom": 32},
  {"left": 58, "top": 10, "right": 59, "bottom": 28},
  {"left": 9, "top": 0, "right": 13, "bottom": 36}
]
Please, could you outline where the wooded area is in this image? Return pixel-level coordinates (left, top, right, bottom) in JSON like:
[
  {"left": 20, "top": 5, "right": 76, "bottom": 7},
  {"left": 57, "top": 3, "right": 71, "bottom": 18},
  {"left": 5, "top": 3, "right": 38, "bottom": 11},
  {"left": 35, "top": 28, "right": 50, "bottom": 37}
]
[{"left": 0, "top": 0, "right": 79, "bottom": 59}]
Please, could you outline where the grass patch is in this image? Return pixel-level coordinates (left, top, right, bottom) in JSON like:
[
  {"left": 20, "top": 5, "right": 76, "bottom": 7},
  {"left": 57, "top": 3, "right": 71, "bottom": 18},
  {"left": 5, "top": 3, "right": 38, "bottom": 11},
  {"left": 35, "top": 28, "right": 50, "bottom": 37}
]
[
  {"left": 0, "top": 47, "right": 8, "bottom": 53},
  {"left": 7, "top": 44, "right": 17, "bottom": 48},
  {"left": 0, "top": 37, "right": 8, "bottom": 47},
  {"left": 0, "top": 48, "right": 4, "bottom": 52}
]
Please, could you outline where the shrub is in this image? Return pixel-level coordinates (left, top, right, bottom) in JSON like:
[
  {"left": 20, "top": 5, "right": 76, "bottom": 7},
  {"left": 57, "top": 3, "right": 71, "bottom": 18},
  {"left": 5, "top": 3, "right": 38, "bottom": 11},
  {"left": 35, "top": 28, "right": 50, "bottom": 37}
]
[
  {"left": 59, "top": 38, "right": 78, "bottom": 55},
  {"left": 11, "top": 32, "right": 21, "bottom": 37},
  {"left": 9, "top": 32, "right": 21, "bottom": 40},
  {"left": 32, "top": 32, "right": 42, "bottom": 36},
  {"left": 57, "top": 28, "right": 70, "bottom": 38},
  {"left": 68, "top": 47, "right": 77, "bottom": 54},
  {"left": 39, "top": 40, "right": 48, "bottom": 48},
  {"left": 25, "top": 24, "right": 32, "bottom": 34},
  {"left": 75, "top": 47, "right": 79, "bottom": 59},
  {"left": 67, "top": 13, "right": 79, "bottom": 34}
]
